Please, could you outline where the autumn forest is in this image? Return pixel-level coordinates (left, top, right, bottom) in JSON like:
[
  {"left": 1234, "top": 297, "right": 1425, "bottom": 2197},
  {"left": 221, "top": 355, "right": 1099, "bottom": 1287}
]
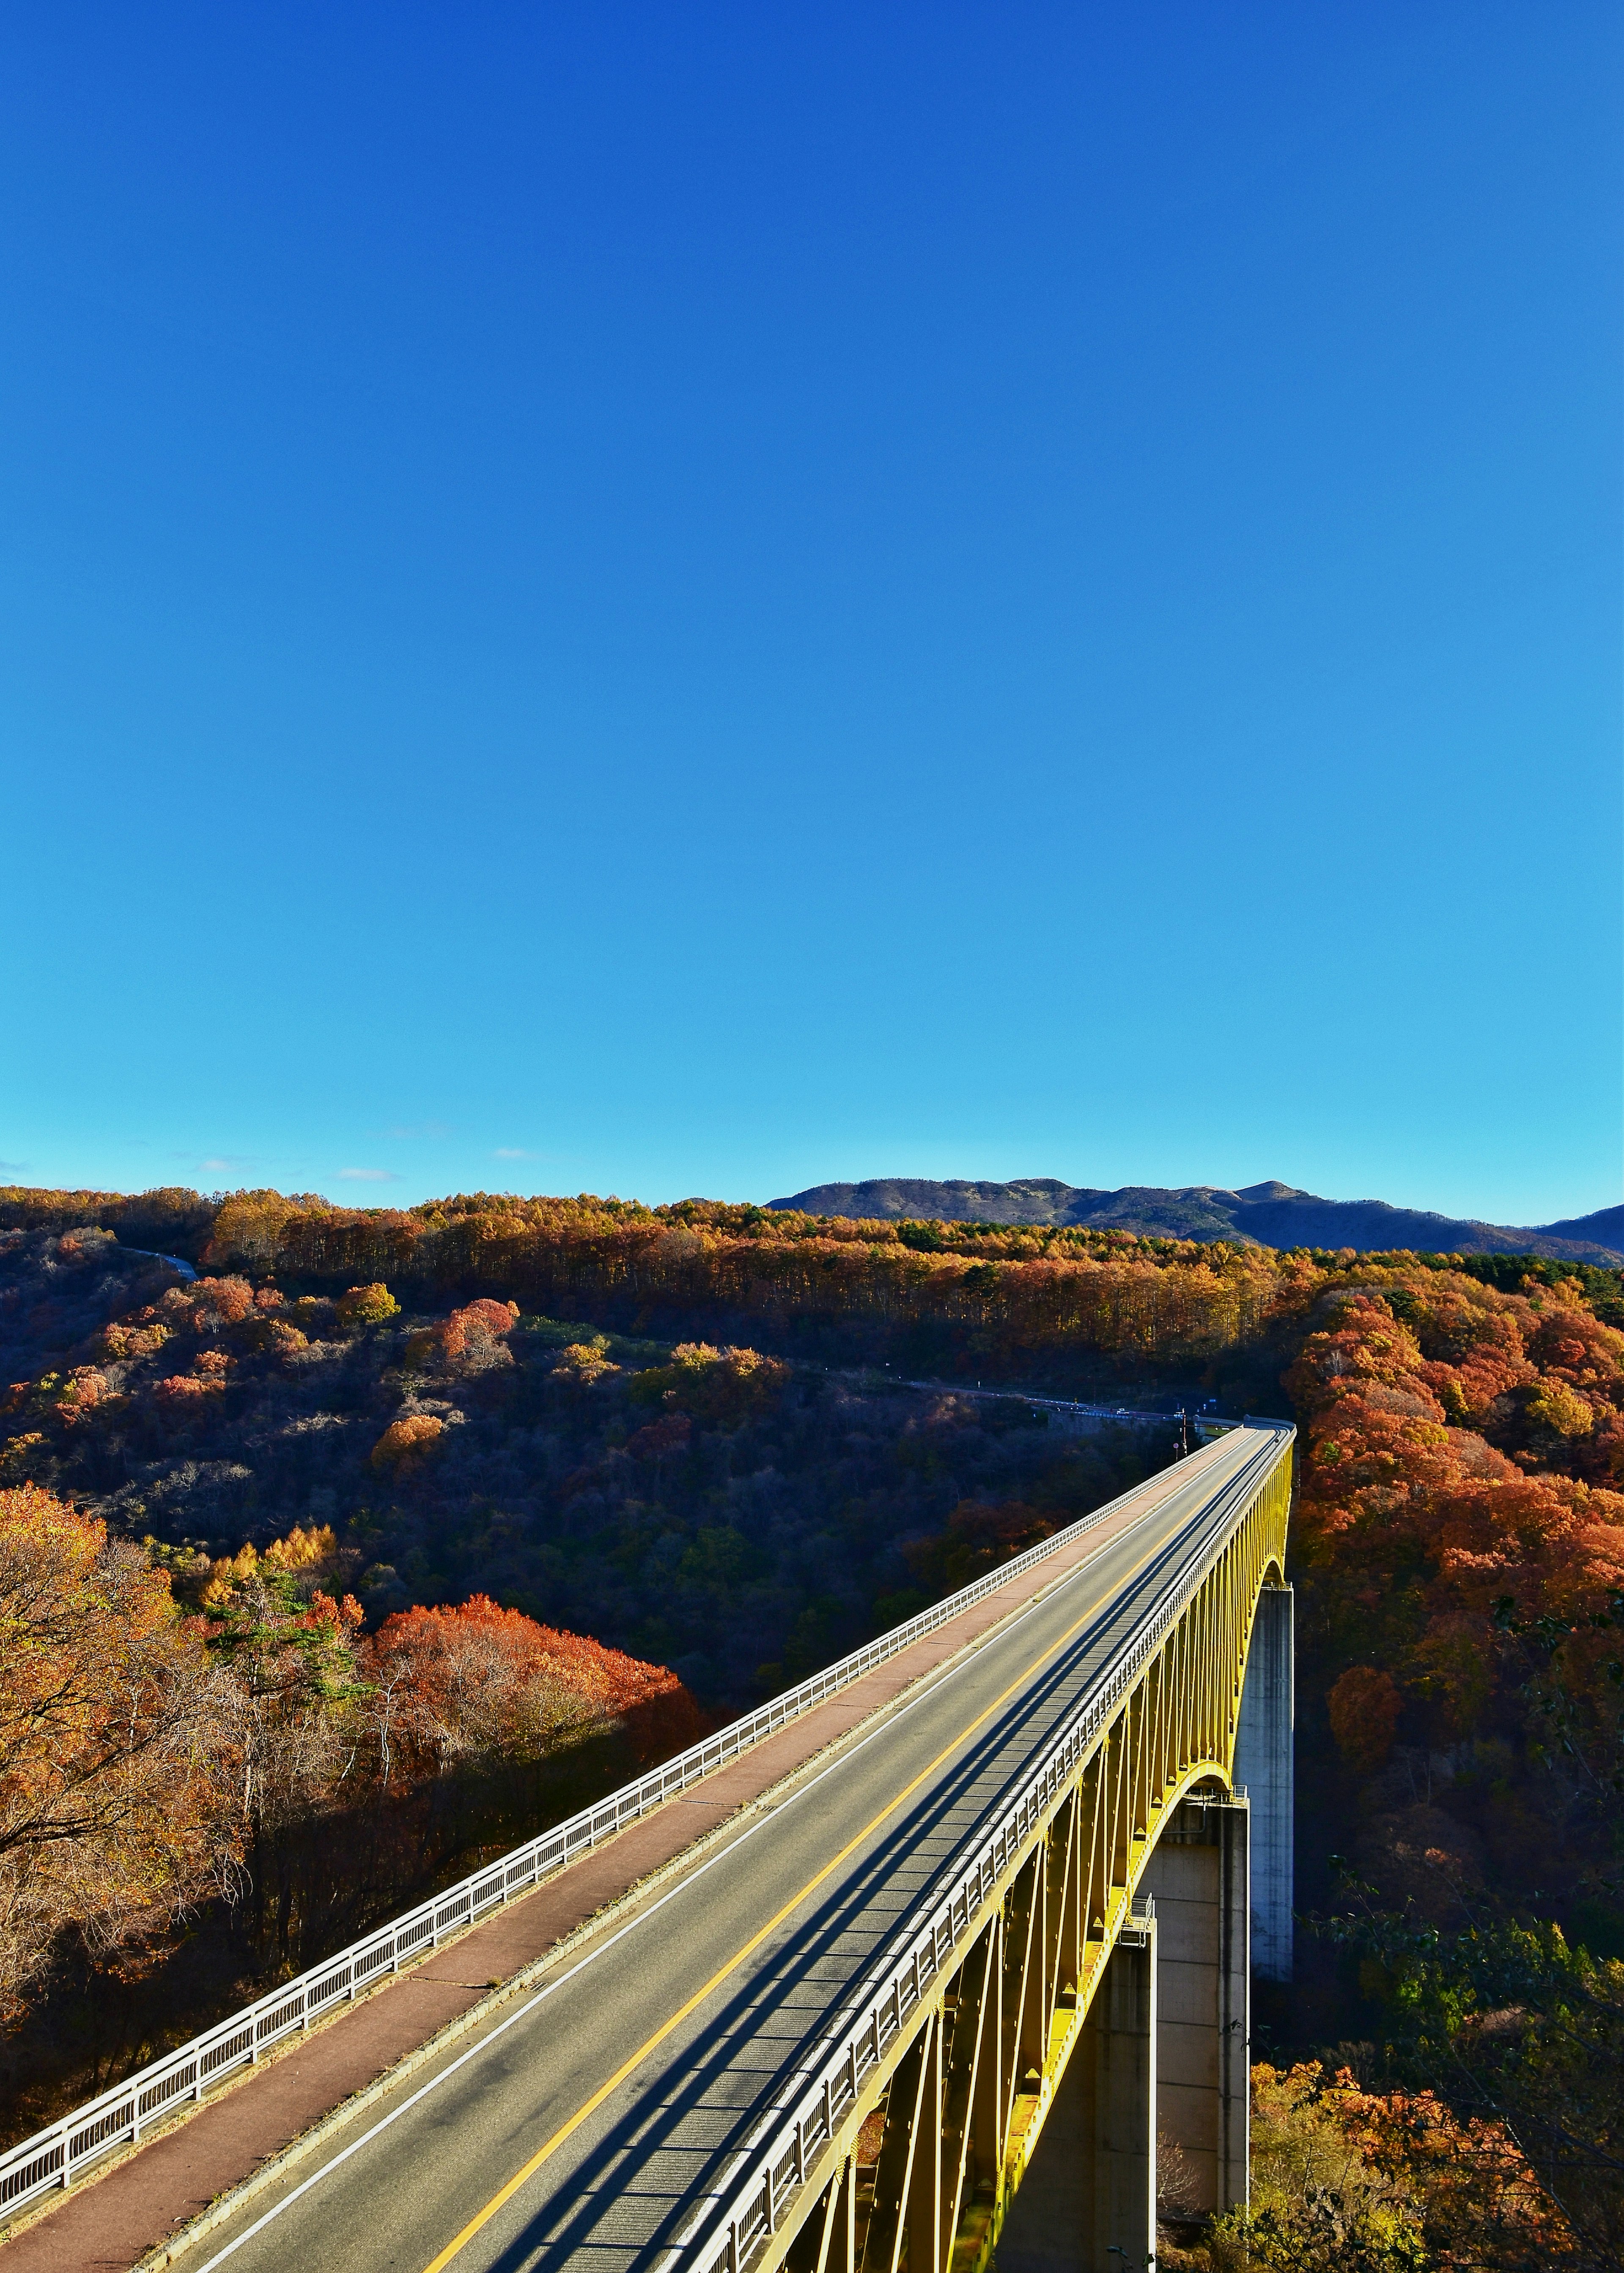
[{"left": 2, "top": 1182, "right": 1621, "bottom": 2266}]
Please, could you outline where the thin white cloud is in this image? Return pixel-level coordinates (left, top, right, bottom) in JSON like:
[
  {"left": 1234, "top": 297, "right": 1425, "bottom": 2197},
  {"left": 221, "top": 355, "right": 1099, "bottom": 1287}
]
[
  {"left": 493, "top": 1147, "right": 538, "bottom": 1160},
  {"left": 339, "top": 1167, "right": 403, "bottom": 1183},
  {"left": 199, "top": 1155, "right": 250, "bottom": 1172}
]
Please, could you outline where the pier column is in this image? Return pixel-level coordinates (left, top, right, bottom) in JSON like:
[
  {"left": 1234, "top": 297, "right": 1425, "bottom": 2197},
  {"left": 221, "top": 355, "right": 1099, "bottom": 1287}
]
[
  {"left": 1233, "top": 1583, "right": 1294, "bottom": 1983},
  {"left": 1140, "top": 1798, "right": 1248, "bottom": 2215}
]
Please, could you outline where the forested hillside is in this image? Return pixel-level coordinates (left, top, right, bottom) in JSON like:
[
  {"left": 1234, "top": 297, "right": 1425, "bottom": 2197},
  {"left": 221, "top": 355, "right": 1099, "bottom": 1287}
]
[
  {"left": 0, "top": 1209, "right": 1164, "bottom": 2143},
  {"left": 3, "top": 1184, "right": 1622, "bottom": 2257},
  {"left": 0, "top": 1225, "right": 1163, "bottom": 1703}
]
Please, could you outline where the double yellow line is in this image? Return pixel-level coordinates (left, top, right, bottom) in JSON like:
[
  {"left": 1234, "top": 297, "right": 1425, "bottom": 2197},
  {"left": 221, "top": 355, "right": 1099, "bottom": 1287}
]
[{"left": 421, "top": 1516, "right": 1174, "bottom": 2273}]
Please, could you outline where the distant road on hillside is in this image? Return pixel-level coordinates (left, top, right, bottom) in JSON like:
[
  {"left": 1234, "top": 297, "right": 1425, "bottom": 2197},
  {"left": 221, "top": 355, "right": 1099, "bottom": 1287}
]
[{"left": 767, "top": 1177, "right": 1624, "bottom": 1267}]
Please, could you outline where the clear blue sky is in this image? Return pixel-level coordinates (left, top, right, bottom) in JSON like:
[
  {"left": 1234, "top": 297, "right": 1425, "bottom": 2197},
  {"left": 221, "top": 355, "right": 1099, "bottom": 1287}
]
[{"left": 3, "top": 3, "right": 1619, "bottom": 1226}]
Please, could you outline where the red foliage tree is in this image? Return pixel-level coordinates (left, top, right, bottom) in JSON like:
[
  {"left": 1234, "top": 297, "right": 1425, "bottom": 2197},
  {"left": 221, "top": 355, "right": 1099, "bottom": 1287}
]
[{"left": 361, "top": 1596, "right": 695, "bottom": 1783}]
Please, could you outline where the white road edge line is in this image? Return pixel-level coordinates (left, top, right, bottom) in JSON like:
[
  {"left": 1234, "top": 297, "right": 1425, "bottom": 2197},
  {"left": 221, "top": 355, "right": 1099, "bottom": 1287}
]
[{"left": 188, "top": 1463, "right": 1222, "bottom": 2273}]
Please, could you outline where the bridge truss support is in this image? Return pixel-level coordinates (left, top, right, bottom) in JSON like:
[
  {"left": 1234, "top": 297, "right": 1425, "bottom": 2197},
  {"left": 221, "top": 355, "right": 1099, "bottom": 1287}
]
[
  {"left": 996, "top": 1914, "right": 1159, "bottom": 2273},
  {"left": 735, "top": 1434, "right": 1294, "bottom": 2273}
]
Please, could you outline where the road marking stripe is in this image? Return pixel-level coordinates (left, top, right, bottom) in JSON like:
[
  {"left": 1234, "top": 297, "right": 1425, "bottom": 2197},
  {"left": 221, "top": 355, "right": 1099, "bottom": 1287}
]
[
  {"left": 190, "top": 1445, "right": 1234, "bottom": 2273},
  {"left": 418, "top": 1520, "right": 1182, "bottom": 2273},
  {"left": 191, "top": 1605, "right": 998, "bottom": 2273}
]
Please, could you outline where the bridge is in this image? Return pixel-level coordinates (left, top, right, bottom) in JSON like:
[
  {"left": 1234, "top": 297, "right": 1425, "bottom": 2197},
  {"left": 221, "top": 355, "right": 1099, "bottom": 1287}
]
[{"left": 0, "top": 1421, "right": 1294, "bottom": 2273}]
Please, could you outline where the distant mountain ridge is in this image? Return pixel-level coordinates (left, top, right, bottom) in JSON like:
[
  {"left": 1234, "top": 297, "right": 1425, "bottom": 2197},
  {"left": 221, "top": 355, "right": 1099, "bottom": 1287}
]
[{"left": 765, "top": 1178, "right": 1624, "bottom": 1267}]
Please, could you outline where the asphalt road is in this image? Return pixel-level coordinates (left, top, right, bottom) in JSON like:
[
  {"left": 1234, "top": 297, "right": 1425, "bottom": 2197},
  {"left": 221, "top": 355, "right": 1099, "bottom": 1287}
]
[{"left": 191, "top": 1428, "right": 1281, "bottom": 2273}]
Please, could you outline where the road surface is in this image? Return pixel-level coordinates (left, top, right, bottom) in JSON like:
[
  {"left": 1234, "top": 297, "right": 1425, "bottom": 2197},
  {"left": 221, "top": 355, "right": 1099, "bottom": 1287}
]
[{"left": 188, "top": 1429, "right": 1276, "bottom": 2273}]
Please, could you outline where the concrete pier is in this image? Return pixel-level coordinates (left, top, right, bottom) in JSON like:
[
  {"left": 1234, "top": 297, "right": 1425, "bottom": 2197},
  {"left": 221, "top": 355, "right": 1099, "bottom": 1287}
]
[
  {"left": 1140, "top": 1796, "right": 1249, "bottom": 2216},
  {"left": 1233, "top": 1583, "right": 1294, "bottom": 1982}
]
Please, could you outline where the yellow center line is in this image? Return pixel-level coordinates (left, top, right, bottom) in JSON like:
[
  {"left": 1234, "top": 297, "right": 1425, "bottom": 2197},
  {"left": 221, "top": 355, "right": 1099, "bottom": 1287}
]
[{"left": 419, "top": 1504, "right": 1191, "bottom": 2273}]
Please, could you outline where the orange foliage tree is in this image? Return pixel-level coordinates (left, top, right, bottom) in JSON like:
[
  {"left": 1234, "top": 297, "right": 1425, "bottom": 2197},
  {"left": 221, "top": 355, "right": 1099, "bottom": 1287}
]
[
  {"left": 370, "top": 1414, "right": 447, "bottom": 1468},
  {"left": 404, "top": 1299, "right": 519, "bottom": 1370},
  {"left": 0, "top": 1484, "right": 240, "bottom": 2020}
]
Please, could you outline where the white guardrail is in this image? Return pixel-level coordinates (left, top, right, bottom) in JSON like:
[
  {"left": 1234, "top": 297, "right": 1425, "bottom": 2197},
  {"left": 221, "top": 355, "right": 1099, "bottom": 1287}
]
[
  {"left": 0, "top": 1418, "right": 1278, "bottom": 2225},
  {"left": 888, "top": 1381, "right": 1182, "bottom": 1426},
  {"left": 663, "top": 1425, "right": 1293, "bottom": 2273}
]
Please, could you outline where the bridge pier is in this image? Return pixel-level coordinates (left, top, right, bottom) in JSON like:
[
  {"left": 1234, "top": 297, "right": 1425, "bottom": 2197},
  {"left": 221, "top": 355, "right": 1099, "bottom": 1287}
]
[
  {"left": 993, "top": 1923, "right": 1157, "bottom": 2273},
  {"left": 1139, "top": 1796, "right": 1249, "bottom": 2218},
  {"left": 1233, "top": 1582, "right": 1293, "bottom": 1982}
]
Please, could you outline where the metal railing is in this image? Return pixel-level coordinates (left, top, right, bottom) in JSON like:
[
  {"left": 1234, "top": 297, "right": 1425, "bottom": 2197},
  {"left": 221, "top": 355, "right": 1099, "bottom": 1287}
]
[
  {"left": 0, "top": 1430, "right": 1259, "bottom": 2222},
  {"left": 661, "top": 1426, "right": 1292, "bottom": 2273}
]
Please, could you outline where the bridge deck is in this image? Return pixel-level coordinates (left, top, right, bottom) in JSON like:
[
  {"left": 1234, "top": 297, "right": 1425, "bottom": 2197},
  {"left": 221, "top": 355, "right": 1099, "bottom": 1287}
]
[{"left": 157, "top": 1429, "right": 1272, "bottom": 2273}]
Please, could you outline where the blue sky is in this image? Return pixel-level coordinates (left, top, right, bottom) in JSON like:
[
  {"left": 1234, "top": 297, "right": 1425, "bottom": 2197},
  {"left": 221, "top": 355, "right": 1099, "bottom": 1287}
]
[{"left": 3, "top": 3, "right": 1619, "bottom": 1226}]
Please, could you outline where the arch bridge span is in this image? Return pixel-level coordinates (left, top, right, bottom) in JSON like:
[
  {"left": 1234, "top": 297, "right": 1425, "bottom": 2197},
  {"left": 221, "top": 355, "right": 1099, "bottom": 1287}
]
[
  {"left": 675, "top": 1426, "right": 1293, "bottom": 2273},
  {"left": 31, "top": 1423, "right": 1294, "bottom": 2273}
]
